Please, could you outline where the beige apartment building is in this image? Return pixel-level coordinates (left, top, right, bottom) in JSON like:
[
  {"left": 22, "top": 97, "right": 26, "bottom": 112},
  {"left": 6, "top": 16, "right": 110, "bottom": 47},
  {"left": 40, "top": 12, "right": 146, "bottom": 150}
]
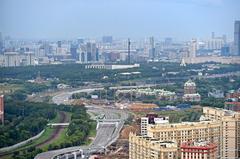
[
  {"left": 147, "top": 120, "right": 221, "bottom": 158},
  {"left": 203, "top": 107, "right": 240, "bottom": 159},
  {"left": 129, "top": 133, "right": 178, "bottom": 159},
  {"left": 129, "top": 107, "right": 240, "bottom": 159}
]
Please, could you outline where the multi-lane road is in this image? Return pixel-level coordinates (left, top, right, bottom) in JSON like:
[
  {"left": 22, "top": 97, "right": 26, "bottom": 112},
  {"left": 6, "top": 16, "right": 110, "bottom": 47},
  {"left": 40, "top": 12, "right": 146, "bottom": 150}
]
[{"left": 35, "top": 88, "right": 128, "bottom": 159}]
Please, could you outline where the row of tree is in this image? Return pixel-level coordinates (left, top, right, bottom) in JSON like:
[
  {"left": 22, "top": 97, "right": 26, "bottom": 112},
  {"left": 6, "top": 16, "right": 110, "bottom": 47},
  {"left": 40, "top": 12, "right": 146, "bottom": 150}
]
[
  {"left": 0, "top": 100, "right": 57, "bottom": 148},
  {"left": 12, "top": 105, "right": 95, "bottom": 159},
  {"left": 47, "top": 105, "right": 96, "bottom": 150},
  {"left": 2, "top": 62, "right": 239, "bottom": 86}
]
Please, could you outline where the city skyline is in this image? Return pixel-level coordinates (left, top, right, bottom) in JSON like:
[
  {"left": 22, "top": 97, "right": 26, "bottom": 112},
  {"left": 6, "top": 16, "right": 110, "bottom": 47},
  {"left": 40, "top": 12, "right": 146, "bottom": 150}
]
[
  {"left": 0, "top": 0, "right": 240, "bottom": 40},
  {"left": 1, "top": 1, "right": 240, "bottom": 159}
]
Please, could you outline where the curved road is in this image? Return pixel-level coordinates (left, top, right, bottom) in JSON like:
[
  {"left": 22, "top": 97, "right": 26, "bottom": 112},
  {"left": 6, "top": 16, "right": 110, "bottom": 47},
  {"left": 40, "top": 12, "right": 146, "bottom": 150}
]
[{"left": 35, "top": 88, "right": 128, "bottom": 159}]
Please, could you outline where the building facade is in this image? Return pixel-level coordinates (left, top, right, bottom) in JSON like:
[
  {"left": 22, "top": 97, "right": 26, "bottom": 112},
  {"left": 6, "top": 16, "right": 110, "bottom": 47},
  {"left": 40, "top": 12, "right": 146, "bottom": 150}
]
[
  {"left": 129, "top": 107, "right": 240, "bottom": 159},
  {"left": 224, "top": 90, "right": 240, "bottom": 112},
  {"left": 129, "top": 133, "right": 178, "bottom": 159},
  {"left": 184, "top": 79, "right": 196, "bottom": 94},
  {"left": 181, "top": 141, "right": 217, "bottom": 159},
  {"left": 79, "top": 42, "right": 99, "bottom": 63},
  {"left": 189, "top": 39, "right": 197, "bottom": 58},
  {"left": 149, "top": 37, "right": 156, "bottom": 60},
  {"left": 234, "top": 21, "right": 240, "bottom": 56},
  {"left": 141, "top": 114, "right": 169, "bottom": 137},
  {"left": 2, "top": 52, "right": 36, "bottom": 67},
  {"left": 203, "top": 107, "right": 240, "bottom": 159},
  {"left": 183, "top": 79, "right": 201, "bottom": 102},
  {"left": 147, "top": 121, "right": 221, "bottom": 158}
]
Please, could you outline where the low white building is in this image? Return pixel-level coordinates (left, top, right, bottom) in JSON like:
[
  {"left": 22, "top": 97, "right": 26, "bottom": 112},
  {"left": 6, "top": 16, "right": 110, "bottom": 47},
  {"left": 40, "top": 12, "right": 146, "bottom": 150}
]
[
  {"left": 85, "top": 63, "right": 140, "bottom": 70},
  {"left": 1, "top": 52, "right": 36, "bottom": 67},
  {"left": 183, "top": 93, "right": 201, "bottom": 102},
  {"left": 116, "top": 88, "right": 177, "bottom": 101}
]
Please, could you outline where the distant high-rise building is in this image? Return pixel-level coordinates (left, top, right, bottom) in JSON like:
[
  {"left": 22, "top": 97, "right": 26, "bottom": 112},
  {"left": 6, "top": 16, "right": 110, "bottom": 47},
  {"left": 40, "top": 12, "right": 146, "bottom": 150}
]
[
  {"left": 234, "top": 21, "right": 240, "bottom": 56},
  {"left": 96, "top": 48, "right": 99, "bottom": 61},
  {"left": 102, "top": 36, "right": 113, "bottom": 43},
  {"left": 211, "top": 32, "right": 215, "bottom": 39},
  {"left": 0, "top": 32, "right": 3, "bottom": 54},
  {"left": 221, "top": 45, "right": 230, "bottom": 56},
  {"left": 57, "top": 41, "right": 62, "bottom": 48},
  {"left": 128, "top": 38, "right": 131, "bottom": 64},
  {"left": 80, "top": 52, "right": 85, "bottom": 62},
  {"left": 19, "top": 47, "right": 25, "bottom": 54},
  {"left": 149, "top": 37, "right": 155, "bottom": 60},
  {"left": 205, "top": 33, "right": 225, "bottom": 50},
  {"left": 91, "top": 43, "right": 98, "bottom": 62},
  {"left": 38, "top": 42, "right": 51, "bottom": 57},
  {"left": 165, "top": 37, "right": 173, "bottom": 45},
  {"left": 79, "top": 42, "right": 99, "bottom": 63},
  {"left": 70, "top": 44, "right": 78, "bottom": 60},
  {"left": 77, "top": 38, "right": 84, "bottom": 45},
  {"left": 4, "top": 52, "right": 35, "bottom": 67},
  {"left": 207, "top": 38, "right": 225, "bottom": 50},
  {"left": 44, "top": 42, "right": 52, "bottom": 55},
  {"left": 89, "top": 43, "right": 98, "bottom": 62},
  {"left": 4, "top": 52, "right": 20, "bottom": 67},
  {"left": 189, "top": 39, "right": 197, "bottom": 58},
  {"left": 0, "top": 95, "right": 4, "bottom": 125},
  {"left": 25, "top": 52, "right": 35, "bottom": 66},
  {"left": 86, "top": 42, "right": 92, "bottom": 62},
  {"left": 222, "top": 34, "right": 227, "bottom": 44}
]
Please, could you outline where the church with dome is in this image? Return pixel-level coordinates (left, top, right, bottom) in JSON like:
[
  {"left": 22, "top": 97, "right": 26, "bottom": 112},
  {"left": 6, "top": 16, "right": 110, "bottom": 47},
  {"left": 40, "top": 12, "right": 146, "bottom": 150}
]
[{"left": 183, "top": 79, "right": 201, "bottom": 102}]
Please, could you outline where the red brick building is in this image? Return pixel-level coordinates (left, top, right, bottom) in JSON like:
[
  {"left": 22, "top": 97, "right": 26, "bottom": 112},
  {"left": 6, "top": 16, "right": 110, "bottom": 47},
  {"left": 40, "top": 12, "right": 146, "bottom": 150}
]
[
  {"left": 181, "top": 141, "right": 217, "bottom": 159},
  {"left": 225, "top": 90, "right": 240, "bottom": 111}
]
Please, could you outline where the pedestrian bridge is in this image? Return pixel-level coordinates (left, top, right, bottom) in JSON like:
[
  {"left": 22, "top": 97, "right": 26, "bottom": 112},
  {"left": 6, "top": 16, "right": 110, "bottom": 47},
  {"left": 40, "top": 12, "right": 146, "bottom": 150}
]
[
  {"left": 97, "top": 119, "right": 121, "bottom": 122},
  {"left": 47, "top": 123, "right": 70, "bottom": 127}
]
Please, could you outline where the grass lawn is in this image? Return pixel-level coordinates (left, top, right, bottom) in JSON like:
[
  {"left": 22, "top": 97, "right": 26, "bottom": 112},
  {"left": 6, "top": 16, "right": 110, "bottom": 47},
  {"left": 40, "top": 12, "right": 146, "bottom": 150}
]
[
  {"left": 89, "top": 124, "right": 97, "bottom": 137},
  {"left": 41, "top": 128, "right": 68, "bottom": 151},
  {"left": 0, "top": 84, "right": 22, "bottom": 94},
  {"left": 49, "top": 111, "right": 61, "bottom": 123},
  {"left": 134, "top": 108, "right": 202, "bottom": 123},
  {"left": 157, "top": 108, "right": 202, "bottom": 123}
]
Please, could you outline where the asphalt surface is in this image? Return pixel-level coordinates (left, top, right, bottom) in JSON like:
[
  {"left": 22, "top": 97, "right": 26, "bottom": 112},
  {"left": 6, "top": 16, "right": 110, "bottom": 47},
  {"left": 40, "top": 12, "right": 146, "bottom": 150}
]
[{"left": 35, "top": 88, "right": 128, "bottom": 159}]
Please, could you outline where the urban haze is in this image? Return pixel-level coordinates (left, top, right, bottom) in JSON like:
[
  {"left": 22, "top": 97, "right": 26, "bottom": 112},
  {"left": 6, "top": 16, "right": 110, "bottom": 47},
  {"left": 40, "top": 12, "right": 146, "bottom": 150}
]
[{"left": 0, "top": 0, "right": 240, "bottom": 159}]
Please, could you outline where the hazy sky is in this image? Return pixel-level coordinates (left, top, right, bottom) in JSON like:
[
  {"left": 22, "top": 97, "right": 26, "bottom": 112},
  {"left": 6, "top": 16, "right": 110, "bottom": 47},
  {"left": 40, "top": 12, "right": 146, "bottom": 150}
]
[{"left": 0, "top": 0, "right": 240, "bottom": 40}]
